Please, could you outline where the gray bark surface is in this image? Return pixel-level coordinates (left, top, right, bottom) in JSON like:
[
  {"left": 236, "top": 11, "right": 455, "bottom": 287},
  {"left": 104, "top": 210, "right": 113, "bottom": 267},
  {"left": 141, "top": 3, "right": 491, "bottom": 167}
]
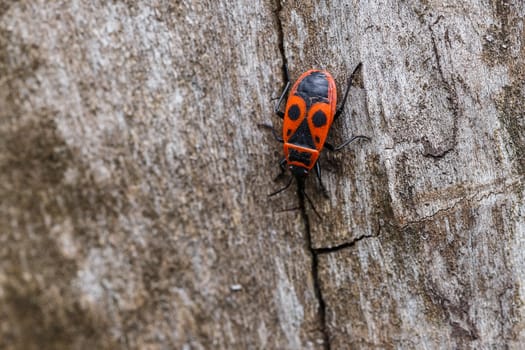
[{"left": 0, "top": 1, "right": 523, "bottom": 349}]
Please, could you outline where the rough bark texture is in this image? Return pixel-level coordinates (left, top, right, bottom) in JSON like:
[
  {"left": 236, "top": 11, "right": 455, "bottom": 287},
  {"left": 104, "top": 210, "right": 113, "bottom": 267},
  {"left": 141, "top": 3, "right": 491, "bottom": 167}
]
[{"left": 0, "top": 1, "right": 523, "bottom": 349}]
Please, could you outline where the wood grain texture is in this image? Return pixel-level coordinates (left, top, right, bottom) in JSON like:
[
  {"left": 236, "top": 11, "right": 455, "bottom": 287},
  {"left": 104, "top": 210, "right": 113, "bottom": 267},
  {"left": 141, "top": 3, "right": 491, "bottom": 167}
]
[
  {"left": 278, "top": 0, "right": 525, "bottom": 348},
  {"left": 0, "top": 1, "right": 324, "bottom": 349},
  {"left": 0, "top": 0, "right": 524, "bottom": 349}
]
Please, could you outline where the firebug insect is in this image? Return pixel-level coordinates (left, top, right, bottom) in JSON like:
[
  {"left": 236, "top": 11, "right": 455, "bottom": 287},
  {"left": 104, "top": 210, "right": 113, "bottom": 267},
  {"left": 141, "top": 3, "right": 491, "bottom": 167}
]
[{"left": 261, "top": 63, "right": 369, "bottom": 217}]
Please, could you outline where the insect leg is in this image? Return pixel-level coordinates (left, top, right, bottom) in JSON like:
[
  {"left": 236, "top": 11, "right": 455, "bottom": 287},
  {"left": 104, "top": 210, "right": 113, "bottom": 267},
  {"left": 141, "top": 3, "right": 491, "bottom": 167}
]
[
  {"left": 334, "top": 62, "right": 362, "bottom": 121},
  {"left": 295, "top": 177, "right": 322, "bottom": 219},
  {"left": 325, "top": 135, "right": 370, "bottom": 152},
  {"left": 274, "top": 64, "right": 291, "bottom": 119},
  {"left": 314, "top": 162, "right": 329, "bottom": 198},
  {"left": 273, "top": 158, "right": 287, "bottom": 181},
  {"left": 258, "top": 124, "right": 284, "bottom": 143},
  {"left": 269, "top": 176, "right": 293, "bottom": 197},
  {"left": 277, "top": 206, "right": 302, "bottom": 214}
]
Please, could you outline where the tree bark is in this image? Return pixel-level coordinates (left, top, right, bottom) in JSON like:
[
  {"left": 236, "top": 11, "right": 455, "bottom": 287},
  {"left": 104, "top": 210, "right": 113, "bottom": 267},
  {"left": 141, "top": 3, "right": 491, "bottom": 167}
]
[{"left": 0, "top": 1, "right": 523, "bottom": 349}]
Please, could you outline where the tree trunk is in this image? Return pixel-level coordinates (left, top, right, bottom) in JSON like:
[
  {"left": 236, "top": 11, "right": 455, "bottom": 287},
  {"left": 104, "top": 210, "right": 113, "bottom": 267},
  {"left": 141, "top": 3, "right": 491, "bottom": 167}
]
[{"left": 1, "top": 1, "right": 523, "bottom": 349}]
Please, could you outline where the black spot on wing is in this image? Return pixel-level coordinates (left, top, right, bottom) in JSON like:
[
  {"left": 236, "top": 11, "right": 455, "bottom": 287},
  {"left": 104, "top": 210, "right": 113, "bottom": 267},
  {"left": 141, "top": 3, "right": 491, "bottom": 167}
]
[
  {"left": 312, "top": 110, "right": 327, "bottom": 127},
  {"left": 288, "top": 104, "right": 300, "bottom": 121},
  {"left": 287, "top": 129, "right": 292, "bottom": 136},
  {"left": 288, "top": 118, "right": 315, "bottom": 149}
]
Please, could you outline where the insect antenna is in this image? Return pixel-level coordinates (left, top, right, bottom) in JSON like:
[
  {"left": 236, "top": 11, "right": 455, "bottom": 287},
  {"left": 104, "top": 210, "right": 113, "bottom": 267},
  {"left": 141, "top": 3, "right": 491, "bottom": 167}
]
[
  {"left": 302, "top": 189, "right": 322, "bottom": 219},
  {"left": 269, "top": 176, "right": 293, "bottom": 197},
  {"left": 296, "top": 178, "right": 322, "bottom": 219}
]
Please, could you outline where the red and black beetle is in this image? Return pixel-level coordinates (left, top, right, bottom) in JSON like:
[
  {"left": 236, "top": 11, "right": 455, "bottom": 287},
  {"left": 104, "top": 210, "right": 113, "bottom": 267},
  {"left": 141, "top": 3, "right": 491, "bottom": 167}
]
[{"left": 262, "top": 63, "right": 369, "bottom": 217}]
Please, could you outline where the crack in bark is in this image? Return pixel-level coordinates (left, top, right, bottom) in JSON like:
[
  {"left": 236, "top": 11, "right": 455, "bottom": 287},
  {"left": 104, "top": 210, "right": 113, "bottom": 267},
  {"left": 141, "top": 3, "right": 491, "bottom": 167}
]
[
  {"left": 297, "top": 195, "right": 379, "bottom": 349},
  {"left": 275, "top": 2, "right": 330, "bottom": 346},
  {"left": 313, "top": 233, "right": 375, "bottom": 255},
  {"left": 296, "top": 186, "right": 330, "bottom": 350},
  {"left": 273, "top": 3, "right": 377, "bottom": 347},
  {"left": 274, "top": 0, "right": 288, "bottom": 80},
  {"left": 429, "top": 16, "right": 446, "bottom": 81},
  {"left": 426, "top": 16, "right": 459, "bottom": 159},
  {"left": 401, "top": 179, "right": 520, "bottom": 228},
  {"left": 401, "top": 197, "right": 465, "bottom": 228}
]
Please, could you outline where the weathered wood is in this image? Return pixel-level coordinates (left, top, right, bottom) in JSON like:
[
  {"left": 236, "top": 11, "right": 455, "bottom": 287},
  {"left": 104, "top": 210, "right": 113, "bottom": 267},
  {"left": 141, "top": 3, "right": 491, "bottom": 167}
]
[
  {"left": 0, "top": 1, "right": 324, "bottom": 349},
  {"left": 279, "top": 0, "right": 525, "bottom": 348},
  {"left": 1, "top": 0, "right": 524, "bottom": 349}
]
